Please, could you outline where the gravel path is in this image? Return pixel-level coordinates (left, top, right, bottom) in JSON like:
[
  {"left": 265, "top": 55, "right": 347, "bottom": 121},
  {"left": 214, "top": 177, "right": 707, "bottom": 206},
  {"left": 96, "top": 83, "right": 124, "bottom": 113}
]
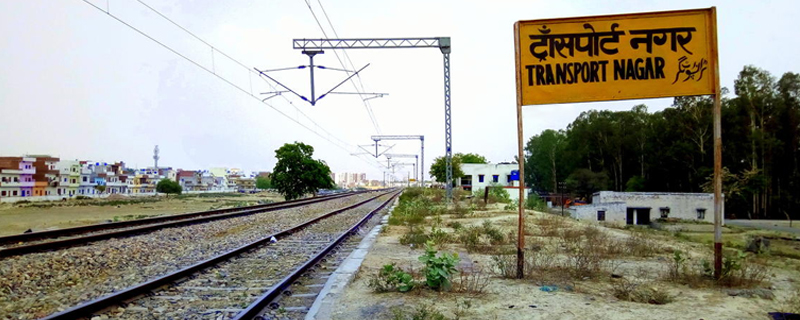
[{"left": 0, "top": 192, "right": 381, "bottom": 320}]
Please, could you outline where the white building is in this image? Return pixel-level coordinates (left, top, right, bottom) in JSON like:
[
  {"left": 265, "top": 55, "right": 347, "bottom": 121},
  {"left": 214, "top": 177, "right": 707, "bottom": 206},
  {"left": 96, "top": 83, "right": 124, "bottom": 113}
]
[
  {"left": 458, "top": 163, "right": 529, "bottom": 202},
  {"left": 571, "top": 191, "right": 723, "bottom": 225}
]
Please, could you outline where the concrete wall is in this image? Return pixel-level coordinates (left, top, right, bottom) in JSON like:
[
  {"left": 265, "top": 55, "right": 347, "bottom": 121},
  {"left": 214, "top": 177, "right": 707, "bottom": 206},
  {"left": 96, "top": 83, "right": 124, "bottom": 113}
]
[{"left": 572, "top": 202, "right": 627, "bottom": 225}]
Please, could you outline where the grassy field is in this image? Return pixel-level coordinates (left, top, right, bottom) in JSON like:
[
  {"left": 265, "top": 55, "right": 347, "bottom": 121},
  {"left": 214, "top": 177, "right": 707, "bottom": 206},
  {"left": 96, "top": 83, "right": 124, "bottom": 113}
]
[{"left": 0, "top": 192, "right": 283, "bottom": 236}]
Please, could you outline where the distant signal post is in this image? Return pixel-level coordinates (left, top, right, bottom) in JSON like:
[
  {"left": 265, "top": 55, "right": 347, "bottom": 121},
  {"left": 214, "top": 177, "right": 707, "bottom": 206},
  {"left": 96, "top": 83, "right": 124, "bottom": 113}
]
[{"left": 514, "top": 8, "right": 721, "bottom": 279}]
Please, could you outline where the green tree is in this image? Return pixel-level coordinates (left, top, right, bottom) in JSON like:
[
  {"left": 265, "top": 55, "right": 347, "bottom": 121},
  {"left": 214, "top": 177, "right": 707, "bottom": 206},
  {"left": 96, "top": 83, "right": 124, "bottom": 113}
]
[
  {"left": 255, "top": 176, "right": 272, "bottom": 189},
  {"left": 272, "top": 142, "right": 335, "bottom": 200},
  {"left": 565, "top": 169, "right": 609, "bottom": 200},
  {"left": 156, "top": 179, "right": 182, "bottom": 196},
  {"left": 94, "top": 185, "right": 106, "bottom": 194},
  {"left": 525, "top": 129, "right": 566, "bottom": 192},
  {"left": 456, "top": 152, "right": 488, "bottom": 164},
  {"left": 429, "top": 155, "right": 463, "bottom": 185}
]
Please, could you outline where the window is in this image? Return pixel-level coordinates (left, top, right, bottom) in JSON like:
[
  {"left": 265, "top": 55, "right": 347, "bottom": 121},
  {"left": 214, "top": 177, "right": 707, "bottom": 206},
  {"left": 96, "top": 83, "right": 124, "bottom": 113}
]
[
  {"left": 506, "top": 175, "right": 512, "bottom": 183},
  {"left": 82, "top": 177, "right": 87, "bottom": 182},
  {"left": 697, "top": 209, "right": 706, "bottom": 220},
  {"left": 13, "top": 177, "right": 19, "bottom": 182},
  {"left": 1, "top": 177, "right": 6, "bottom": 182},
  {"left": 12, "top": 191, "right": 18, "bottom": 196},
  {"left": 1, "top": 191, "right": 5, "bottom": 196},
  {"left": 478, "top": 175, "right": 484, "bottom": 183},
  {"left": 597, "top": 210, "right": 606, "bottom": 221},
  {"left": 492, "top": 175, "right": 499, "bottom": 183},
  {"left": 660, "top": 207, "right": 670, "bottom": 218}
]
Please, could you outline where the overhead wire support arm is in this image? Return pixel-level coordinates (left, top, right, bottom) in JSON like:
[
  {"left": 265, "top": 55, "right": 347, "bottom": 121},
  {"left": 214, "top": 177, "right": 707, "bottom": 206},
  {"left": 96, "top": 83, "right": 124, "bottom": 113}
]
[
  {"left": 293, "top": 38, "right": 446, "bottom": 49},
  {"left": 293, "top": 36, "right": 451, "bottom": 194}
]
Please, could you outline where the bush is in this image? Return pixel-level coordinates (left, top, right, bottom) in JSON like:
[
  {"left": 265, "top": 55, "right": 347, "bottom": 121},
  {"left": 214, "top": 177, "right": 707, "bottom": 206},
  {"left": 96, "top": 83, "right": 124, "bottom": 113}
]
[
  {"left": 399, "top": 226, "right": 429, "bottom": 247},
  {"left": 419, "top": 241, "right": 459, "bottom": 291},
  {"left": 625, "top": 230, "right": 660, "bottom": 257},
  {"left": 390, "top": 304, "right": 448, "bottom": 320},
  {"left": 525, "top": 194, "right": 549, "bottom": 211},
  {"left": 452, "top": 266, "right": 490, "bottom": 296},
  {"left": 557, "top": 225, "right": 610, "bottom": 278},
  {"left": 367, "top": 264, "right": 415, "bottom": 293},
  {"left": 611, "top": 278, "right": 673, "bottom": 304},
  {"left": 75, "top": 195, "right": 93, "bottom": 200}
]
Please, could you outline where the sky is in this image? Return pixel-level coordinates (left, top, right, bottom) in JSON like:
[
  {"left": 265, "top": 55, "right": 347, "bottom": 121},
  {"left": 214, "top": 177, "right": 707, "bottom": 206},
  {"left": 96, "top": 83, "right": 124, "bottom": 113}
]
[{"left": 1, "top": 0, "right": 799, "bottom": 182}]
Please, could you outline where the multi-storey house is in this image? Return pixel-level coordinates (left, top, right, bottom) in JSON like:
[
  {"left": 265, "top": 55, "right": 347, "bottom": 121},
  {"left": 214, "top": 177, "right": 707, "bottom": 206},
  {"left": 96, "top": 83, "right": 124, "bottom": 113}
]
[
  {"left": 30, "top": 156, "right": 60, "bottom": 196},
  {"left": 0, "top": 157, "right": 36, "bottom": 198}
]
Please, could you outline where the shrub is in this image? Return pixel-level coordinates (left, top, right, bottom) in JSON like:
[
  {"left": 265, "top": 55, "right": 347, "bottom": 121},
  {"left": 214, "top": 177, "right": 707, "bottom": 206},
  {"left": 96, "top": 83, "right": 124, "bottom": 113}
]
[
  {"left": 446, "top": 221, "right": 464, "bottom": 231},
  {"left": 490, "top": 252, "right": 518, "bottom": 279},
  {"left": 75, "top": 195, "right": 92, "bottom": 200},
  {"left": 557, "top": 225, "right": 609, "bottom": 278},
  {"left": 452, "top": 265, "right": 490, "bottom": 296},
  {"left": 428, "top": 226, "right": 452, "bottom": 247},
  {"left": 488, "top": 184, "right": 511, "bottom": 203},
  {"left": 419, "top": 241, "right": 460, "bottom": 291},
  {"left": 625, "top": 230, "right": 659, "bottom": 257},
  {"left": 367, "top": 263, "right": 415, "bottom": 293},
  {"left": 611, "top": 277, "right": 673, "bottom": 304},
  {"left": 399, "top": 226, "right": 429, "bottom": 247},
  {"left": 525, "top": 194, "right": 549, "bottom": 211},
  {"left": 390, "top": 304, "right": 447, "bottom": 320}
]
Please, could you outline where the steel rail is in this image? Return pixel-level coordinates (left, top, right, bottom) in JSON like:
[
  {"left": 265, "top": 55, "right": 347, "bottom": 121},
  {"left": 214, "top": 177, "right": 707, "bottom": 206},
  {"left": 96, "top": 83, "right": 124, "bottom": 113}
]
[
  {"left": 0, "top": 191, "right": 362, "bottom": 247},
  {"left": 233, "top": 191, "right": 399, "bottom": 319},
  {"left": 0, "top": 191, "right": 376, "bottom": 258},
  {"left": 39, "top": 189, "right": 397, "bottom": 320}
]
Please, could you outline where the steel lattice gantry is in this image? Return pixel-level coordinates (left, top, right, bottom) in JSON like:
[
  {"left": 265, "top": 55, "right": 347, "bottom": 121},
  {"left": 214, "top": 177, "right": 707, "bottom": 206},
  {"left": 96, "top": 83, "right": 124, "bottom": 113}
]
[
  {"left": 370, "top": 135, "right": 424, "bottom": 187},
  {"left": 384, "top": 153, "right": 420, "bottom": 182},
  {"left": 294, "top": 38, "right": 452, "bottom": 200}
]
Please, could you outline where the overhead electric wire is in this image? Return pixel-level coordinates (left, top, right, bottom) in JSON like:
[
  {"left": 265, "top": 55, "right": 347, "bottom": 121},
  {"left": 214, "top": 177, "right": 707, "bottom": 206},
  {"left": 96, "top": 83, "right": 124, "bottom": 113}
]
[
  {"left": 303, "top": 0, "right": 383, "bottom": 135},
  {"left": 80, "top": 0, "right": 386, "bottom": 171}
]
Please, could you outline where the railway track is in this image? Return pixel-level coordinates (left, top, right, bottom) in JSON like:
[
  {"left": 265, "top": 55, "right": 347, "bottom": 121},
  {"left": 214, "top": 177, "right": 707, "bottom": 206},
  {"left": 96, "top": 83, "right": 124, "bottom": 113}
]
[
  {"left": 0, "top": 191, "right": 388, "bottom": 320},
  {"left": 37, "top": 190, "right": 399, "bottom": 320},
  {"left": 0, "top": 191, "right": 371, "bottom": 257}
]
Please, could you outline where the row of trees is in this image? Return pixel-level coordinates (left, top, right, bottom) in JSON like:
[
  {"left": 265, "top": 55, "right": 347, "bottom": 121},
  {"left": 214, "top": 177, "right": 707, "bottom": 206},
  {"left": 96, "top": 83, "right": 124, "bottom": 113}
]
[{"left": 525, "top": 65, "right": 800, "bottom": 219}]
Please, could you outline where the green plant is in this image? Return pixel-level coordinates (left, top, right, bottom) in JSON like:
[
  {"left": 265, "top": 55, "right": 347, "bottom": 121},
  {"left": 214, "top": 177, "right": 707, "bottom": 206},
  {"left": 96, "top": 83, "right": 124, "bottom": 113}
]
[
  {"left": 419, "top": 241, "right": 459, "bottom": 291},
  {"left": 399, "top": 226, "right": 429, "bottom": 247},
  {"left": 667, "top": 250, "right": 689, "bottom": 281},
  {"left": 503, "top": 200, "right": 518, "bottom": 211},
  {"left": 525, "top": 194, "right": 549, "bottom": 211},
  {"left": 390, "top": 303, "right": 448, "bottom": 320},
  {"left": 368, "top": 263, "right": 415, "bottom": 293},
  {"left": 428, "top": 226, "right": 451, "bottom": 247},
  {"left": 446, "top": 221, "right": 464, "bottom": 231},
  {"left": 156, "top": 179, "right": 182, "bottom": 196}
]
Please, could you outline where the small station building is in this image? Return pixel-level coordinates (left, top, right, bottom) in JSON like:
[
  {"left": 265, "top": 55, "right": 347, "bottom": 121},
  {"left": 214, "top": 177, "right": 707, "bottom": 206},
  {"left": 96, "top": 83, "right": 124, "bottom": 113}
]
[{"left": 571, "top": 191, "right": 723, "bottom": 226}]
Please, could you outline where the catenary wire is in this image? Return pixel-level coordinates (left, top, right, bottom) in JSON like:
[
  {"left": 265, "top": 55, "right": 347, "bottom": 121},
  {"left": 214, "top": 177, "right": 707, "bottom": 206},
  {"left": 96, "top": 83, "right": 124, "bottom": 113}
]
[
  {"left": 80, "top": 0, "right": 386, "bottom": 171},
  {"left": 303, "top": 0, "right": 382, "bottom": 135}
]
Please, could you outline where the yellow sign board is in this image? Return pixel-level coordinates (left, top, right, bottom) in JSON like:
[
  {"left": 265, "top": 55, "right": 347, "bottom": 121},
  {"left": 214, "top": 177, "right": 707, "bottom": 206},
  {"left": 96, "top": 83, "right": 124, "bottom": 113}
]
[
  {"left": 409, "top": 179, "right": 417, "bottom": 182},
  {"left": 515, "top": 8, "right": 718, "bottom": 105}
]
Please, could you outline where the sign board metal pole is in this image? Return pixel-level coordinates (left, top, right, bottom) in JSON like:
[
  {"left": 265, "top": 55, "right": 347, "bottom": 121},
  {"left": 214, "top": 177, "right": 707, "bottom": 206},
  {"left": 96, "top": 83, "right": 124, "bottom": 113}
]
[
  {"left": 514, "top": 21, "right": 526, "bottom": 279},
  {"left": 709, "top": 7, "right": 723, "bottom": 279}
]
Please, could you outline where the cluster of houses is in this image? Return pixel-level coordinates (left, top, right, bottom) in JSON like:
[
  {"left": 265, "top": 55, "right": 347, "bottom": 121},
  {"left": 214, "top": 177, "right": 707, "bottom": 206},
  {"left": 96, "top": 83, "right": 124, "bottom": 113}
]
[{"left": 0, "top": 155, "right": 269, "bottom": 202}]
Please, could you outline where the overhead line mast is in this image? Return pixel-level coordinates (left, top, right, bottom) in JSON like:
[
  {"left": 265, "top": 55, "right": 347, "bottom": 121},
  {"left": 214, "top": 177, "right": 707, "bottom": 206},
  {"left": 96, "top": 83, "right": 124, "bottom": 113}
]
[{"left": 294, "top": 38, "right": 452, "bottom": 200}]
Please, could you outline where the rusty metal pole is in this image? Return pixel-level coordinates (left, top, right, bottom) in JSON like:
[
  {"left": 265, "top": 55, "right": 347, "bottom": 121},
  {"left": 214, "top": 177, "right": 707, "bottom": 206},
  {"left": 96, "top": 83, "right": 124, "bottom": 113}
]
[
  {"left": 709, "top": 7, "right": 723, "bottom": 279},
  {"left": 513, "top": 22, "right": 525, "bottom": 279}
]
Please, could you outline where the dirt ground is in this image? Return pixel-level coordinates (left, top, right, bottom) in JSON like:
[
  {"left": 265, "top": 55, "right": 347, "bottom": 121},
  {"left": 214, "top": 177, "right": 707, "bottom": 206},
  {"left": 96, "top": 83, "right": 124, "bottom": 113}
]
[
  {"left": 329, "top": 207, "right": 799, "bottom": 320},
  {"left": 0, "top": 192, "right": 284, "bottom": 236}
]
